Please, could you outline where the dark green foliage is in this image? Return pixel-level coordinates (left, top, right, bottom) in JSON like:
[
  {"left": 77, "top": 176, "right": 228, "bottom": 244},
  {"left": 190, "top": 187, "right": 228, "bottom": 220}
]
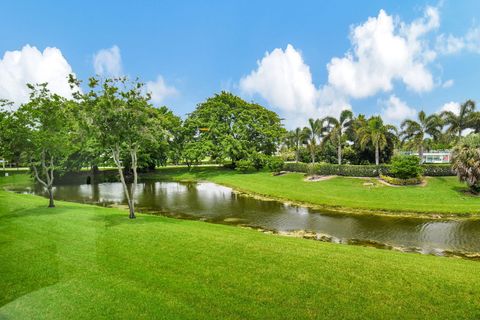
[
  {"left": 389, "top": 155, "right": 424, "bottom": 179},
  {"left": 183, "top": 92, "right": 285, "bottom": 165},
  {"left": 235, "top": 159, "right": 255, "bottom": 173},
  {"left": 284, "top": 162, "right": 390, "bottom": 177},
  {"left": 422, "top": 164, "right": 454, "bottom": 176},
  {"left": 265, "top": 156, "right": 284, "bottom": 173}
]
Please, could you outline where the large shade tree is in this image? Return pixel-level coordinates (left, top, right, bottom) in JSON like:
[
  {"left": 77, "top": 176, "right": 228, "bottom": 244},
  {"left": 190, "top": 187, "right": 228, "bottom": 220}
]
[
  {"left": 323, "top": 110, "right": 353, "bottom": 164},
  {"left": 441, "top": 100, "right": 476, "bottom": 139},
  {"left": 183, "top": 92, "right": 284, "bottom": 165},
  {"left": 357, "top": 116, "right": 397, "bottom": 165},
  {"left": 401, "top": 110, "right": 442, "bottom": 162}
]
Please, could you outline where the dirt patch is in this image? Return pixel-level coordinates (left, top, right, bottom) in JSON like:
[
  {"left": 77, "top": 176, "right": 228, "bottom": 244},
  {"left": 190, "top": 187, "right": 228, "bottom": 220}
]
[{"left": 304, "top": 175, "right": 336, "bottom": 182}]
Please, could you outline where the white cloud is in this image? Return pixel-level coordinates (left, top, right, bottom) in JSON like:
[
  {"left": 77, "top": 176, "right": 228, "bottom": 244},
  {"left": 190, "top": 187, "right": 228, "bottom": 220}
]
[
  {"left": 146, "top": 75, "right": 178, "bottom": 104},
  {"left": 327, "top": 7, "right": 438, "bottom": 98},
  {"left": 436, "top": 27, "right": 480, "bottom": 55},
  {"left": 381, "top": 95, "right": 417, "bottom": 124},
  {"left": 93, "top": 45, "right": 122, "bottom": 76},
  {"left": 439, "top": 101, "right": 460, "bottom": 114},
  {"left": 442, "top": 79, "right": 454, "bottom": 88},
  {"left": 239, "top": 44, "right": 350, "bottom": 128},
  {"left": 0, "top": 45, "right": 74, "bottom": 107}
]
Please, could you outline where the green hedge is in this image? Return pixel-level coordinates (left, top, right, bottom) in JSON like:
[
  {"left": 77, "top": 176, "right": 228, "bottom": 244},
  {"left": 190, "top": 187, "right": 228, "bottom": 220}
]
[
  {"left": 422, "top": 164, "right": 454, "bottom": 176},
  {"left": 284, "top": 162, "right": 390, "bottom": 177},
  {"left": 380, "top": 174, "right": 423, "bottom": 185},
  {"left": 284, "top": 162, "right": 454, "bottom": 177}
]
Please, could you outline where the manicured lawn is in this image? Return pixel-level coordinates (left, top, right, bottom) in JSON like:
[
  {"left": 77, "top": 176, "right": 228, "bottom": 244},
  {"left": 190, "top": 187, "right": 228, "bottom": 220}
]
[
  {"left": 1, "top": 175, "right": 480, "bottom": 319},
  {"left": 149, "top": 167, "right": 480, "bottom": 215}
]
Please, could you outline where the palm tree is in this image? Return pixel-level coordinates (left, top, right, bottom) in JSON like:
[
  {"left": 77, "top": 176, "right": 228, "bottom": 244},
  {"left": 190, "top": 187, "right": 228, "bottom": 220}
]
[
  {"left": 401, "top": 111, "right": 442, "bottom": 163},
  {"left": 323, "top": 110, "right": 353, "bottom": 164},
  {"left": 452, "top": 134, "right": 480, "bottom": 193},
  {"left": 286, "top": 127, "right": 304, "bottom": 162},
  {"left": 441, "top": 100, "right": 476, "bottom": 139},
  {"left": 356, "top": 116, "right": 397, "bottom": 165},
  {"left": 302, "top": 118, "right": 323, "bottom": 164}
]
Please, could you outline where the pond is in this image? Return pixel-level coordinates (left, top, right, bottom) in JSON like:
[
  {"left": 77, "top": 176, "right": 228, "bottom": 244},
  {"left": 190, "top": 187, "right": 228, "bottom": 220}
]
[{"left": 12, "top": 181, "right": 480, "bottom": 257}]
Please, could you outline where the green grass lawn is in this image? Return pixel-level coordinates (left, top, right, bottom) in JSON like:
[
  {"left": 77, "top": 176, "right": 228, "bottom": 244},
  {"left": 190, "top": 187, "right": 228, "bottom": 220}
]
[
  {"left": 147, "top": 167, "right": 480, "bottom": 216},
  {"left": 1, "top": 174, "right": 480, "bottom": 319}
]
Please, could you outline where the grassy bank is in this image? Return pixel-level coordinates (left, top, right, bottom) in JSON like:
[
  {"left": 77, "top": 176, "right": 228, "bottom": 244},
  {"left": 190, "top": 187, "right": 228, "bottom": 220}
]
[
  {"left": 147, "top": 167, "right": 480, "bottom": 216},
  {"left": 0, "top": 175, "right": 479, "bottom": 319}
]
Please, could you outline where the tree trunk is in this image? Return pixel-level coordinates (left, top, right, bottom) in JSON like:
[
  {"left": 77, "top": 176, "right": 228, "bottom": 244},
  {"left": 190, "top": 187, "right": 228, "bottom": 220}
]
[
  {"left": 47, "top": 186, "right": 55, "bottom": 208},
  {"left": 375, "top": 144, "right": 380, "bottom": 166},
  {"left": 310, "top": 145, "right": 315, "bottom": 164},
  {"left": 130, "top": 148, "right": 138, "bottom": 219},
  {"left": 112, "top": 145, "right": 136, "bottom": 219},
  {"left": 337, "top": 144, "right": 342, "bottom": 165},
  {"left": 418, "top": 145, "right": 424, "bottom": 164}
]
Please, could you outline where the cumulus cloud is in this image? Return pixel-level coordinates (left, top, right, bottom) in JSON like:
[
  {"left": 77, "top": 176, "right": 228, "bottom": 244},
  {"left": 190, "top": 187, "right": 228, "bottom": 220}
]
[
  {"left": 436, "top": 27, "right": 480, "bottom": 55},
  {"left": 239, "top": 7, "right": 442, "bottom": 128},
  {"left": 439, "top": 101, "right": 460, "bottom": 114},
  {"left": 146, "top": 75, "right": 178, "bottom": 104},
  {"left": 381, "top": 95, "right": 417, "bottom": 125},
  {"left": 0, "top": 45, "right": 74, "bottom": 107},
  {"left": 93, "top": 45, "right": 122, "bottom": 76},
  {"left": 327, "top": 7, "right": 438, "bottom": 98},
  {"left": 239, "top": 44, "right": 350, "bottom": 127}
]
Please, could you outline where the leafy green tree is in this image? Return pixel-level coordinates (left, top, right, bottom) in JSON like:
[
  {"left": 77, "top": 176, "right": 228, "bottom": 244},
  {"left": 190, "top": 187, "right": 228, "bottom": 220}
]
[
  {"left": 15, "top": 84, "right": 73, "bottom": 207},
  {"left": 183, "top": 92, "right": 284, "bottom": 165},
  {"left": 302, "top": 118, "right": 323, "bottom": 164},
  {"left": 75, "top": 77, "right": 163, "bottom": 218},
  {"left": 452, "top": 134, "right": 480, "bottom": 193},
  {"left": 323, "top": 110, "right": 353, "bottom": 164},
  {"left": 400, "top": 111, "right": 442, "bottom": 162},
  {"left": 357, "top": 116, "right": 397, "bottom": 165},
  {"left": 441, "top": 100, "right": 475, "bottom": 139}
]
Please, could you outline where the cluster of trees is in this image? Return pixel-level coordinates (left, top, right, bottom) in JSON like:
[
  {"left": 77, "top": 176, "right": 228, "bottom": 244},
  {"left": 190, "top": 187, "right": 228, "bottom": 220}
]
[
  {"left": 0, "top": 77, "right": 284, "bottom": 216},
  {"left": 282, "top": 100, "right": 479, "bottom": 165}
]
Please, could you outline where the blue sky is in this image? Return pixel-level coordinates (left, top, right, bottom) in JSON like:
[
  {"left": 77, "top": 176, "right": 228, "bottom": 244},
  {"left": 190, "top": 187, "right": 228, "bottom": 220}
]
[{"left": 1, "top": 0, "right": 479, "bottom": 128}]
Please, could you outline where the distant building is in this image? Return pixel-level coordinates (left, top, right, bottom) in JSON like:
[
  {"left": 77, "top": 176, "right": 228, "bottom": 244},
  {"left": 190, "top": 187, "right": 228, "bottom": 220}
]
[{"left": 399, "top": 150, "right": 451, "bottom": 164}]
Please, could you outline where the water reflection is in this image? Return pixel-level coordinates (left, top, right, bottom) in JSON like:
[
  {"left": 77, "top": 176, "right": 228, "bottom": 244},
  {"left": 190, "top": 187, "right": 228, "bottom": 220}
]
[{"left": 13, "top": 181, "right": 480, "bottom": 254}]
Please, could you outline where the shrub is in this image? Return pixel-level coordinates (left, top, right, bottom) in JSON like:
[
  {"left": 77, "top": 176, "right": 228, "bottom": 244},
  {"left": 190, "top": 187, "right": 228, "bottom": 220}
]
[
  {"left": 452, "top": 134, "right": 480, "bottom": 193},
  {"left": 235, "top": 159, "right": 255, "bottom": 173},
  {"left": 284, "top": 162, "right": 389, "bottom": 177},
  {"left": 422, "top": 164, "right": 454, "bottom": 176},
  {"left": 249, "top": 152, "right": 267, "bottom": 171},
  {"left": 389, "top": 155, "right": 423, "bottom": 179},
  {"left": 380, "top": 174, "right": 422, "bottom": 186},
  {"left": 265, "top": 156, "right": 284, "bottom": 173}
]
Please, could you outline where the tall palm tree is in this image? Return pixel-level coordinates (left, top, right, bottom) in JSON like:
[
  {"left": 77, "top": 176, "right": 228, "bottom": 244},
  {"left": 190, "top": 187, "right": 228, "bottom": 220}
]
[
  {"left": 323, "top": 110, "right": 353, "bottom": 164},
  {"left": 286, "top": 127, "right": 304, "bottom": 162},
  {"left": 441, "top": 100, "right": 476, "bottom": 139},
  {"left": 356, "top": 116, "right": 397, "bottom": 165},
  {"left": 302, "top": 118, "right": 323, "bottom": 164},
  {"left": 401, "top": 110, "right": 442, "bottom": 163}
]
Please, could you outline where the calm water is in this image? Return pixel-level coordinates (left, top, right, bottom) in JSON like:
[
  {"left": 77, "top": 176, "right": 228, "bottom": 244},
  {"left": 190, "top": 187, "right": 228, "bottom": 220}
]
[{"left": 12, "top": 181, "right": 480, "bottom": 255}]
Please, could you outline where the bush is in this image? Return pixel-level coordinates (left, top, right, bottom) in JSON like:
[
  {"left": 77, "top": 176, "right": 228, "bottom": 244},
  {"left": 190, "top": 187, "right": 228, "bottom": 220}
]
[
  {"left": 235, "top": 159, "right": 255, "bottom": 173},
  {"left": 249, "top": 152, "right": 267, "bottom": 171},
  {"left": 380, "top": 174, "right": 422, "bottom": 186},
  {"left": 284, "top": 161, "right": 453, "bottom": 177},
  {"left": 265, "top": 156, "right": 284, "bottom": 173},
  {"left": 422, "top": 164, "right": 454, "bottom": 176},
  {"left": 284, "top": 162, "right": 390, "bottom": 177},
  {"left": 389, "top": 155, "right": 423, "bottom": 179}
]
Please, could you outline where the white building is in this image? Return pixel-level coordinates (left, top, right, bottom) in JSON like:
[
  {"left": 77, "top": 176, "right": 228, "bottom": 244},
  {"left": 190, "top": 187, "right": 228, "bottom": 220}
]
[{"left": 400, "top": 150, "right": 451, "bottom": 164}]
